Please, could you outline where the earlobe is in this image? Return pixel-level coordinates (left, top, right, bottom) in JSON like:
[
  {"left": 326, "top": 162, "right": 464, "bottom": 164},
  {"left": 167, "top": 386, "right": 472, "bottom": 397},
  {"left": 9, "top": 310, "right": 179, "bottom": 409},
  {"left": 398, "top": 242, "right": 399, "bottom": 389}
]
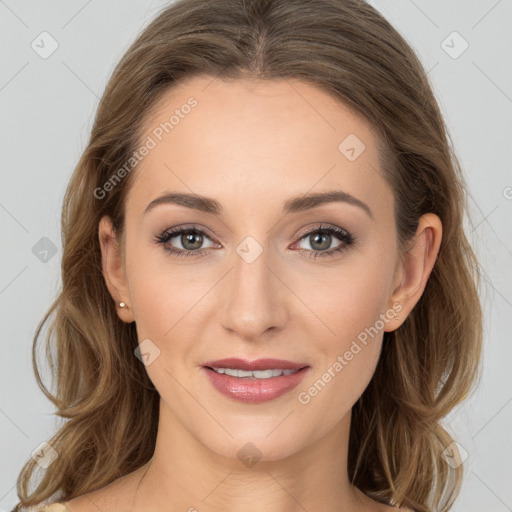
[
  {"left": 385, "top": 213, "right": 442, "bottom": 331},
  {"left": 98, "top": 215, "right": 134, "bottom": 323}
]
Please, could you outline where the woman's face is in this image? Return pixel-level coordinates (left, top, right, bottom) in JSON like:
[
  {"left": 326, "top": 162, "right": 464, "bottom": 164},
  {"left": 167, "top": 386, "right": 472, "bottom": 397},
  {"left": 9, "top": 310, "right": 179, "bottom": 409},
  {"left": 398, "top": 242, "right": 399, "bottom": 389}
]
[{"left": 103, "top": 76, "right": 404, "bottom": 461}]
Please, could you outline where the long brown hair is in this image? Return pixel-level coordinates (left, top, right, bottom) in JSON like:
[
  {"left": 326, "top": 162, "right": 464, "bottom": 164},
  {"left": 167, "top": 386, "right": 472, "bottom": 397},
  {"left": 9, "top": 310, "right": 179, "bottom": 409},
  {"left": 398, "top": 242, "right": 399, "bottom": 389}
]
[{"left": 14, "top": 1, "right": 482, "bottom": 510}]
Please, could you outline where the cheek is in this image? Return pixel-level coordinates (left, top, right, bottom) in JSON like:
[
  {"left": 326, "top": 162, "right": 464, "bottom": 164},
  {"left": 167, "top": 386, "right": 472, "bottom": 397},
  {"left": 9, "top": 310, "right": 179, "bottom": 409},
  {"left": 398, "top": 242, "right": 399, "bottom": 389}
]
[
  {"left": 128, "top": 263, "right": 208, "bottom": 343},
  {"left": 294, "top": 266, "right": 391, "bottom": 426},
  {"left": 295, "top": 248, "right": 395, "bottom": 348},
  {"left": 125, "top": 251, "right": 230, "bottom": 399},
  {"left": 295, "top": 335, "right": 382, "bottom": 447},
  {"left": 303, "top": 275, "right": 386, "bottom": 399}
]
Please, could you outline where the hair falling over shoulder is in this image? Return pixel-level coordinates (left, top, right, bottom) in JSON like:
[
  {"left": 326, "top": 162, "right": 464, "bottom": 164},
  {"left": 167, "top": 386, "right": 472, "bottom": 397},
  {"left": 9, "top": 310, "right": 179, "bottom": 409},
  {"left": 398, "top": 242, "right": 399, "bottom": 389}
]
[{"left": 14, "top": 1, "right": 482, "bottom": 511}]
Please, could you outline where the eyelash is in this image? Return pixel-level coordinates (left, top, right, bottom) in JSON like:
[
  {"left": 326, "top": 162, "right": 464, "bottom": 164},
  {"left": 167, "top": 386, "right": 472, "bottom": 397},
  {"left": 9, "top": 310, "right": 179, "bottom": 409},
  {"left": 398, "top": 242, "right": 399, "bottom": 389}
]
[{"left": 154, "top": 223, "right": 355, "bottom": 260}]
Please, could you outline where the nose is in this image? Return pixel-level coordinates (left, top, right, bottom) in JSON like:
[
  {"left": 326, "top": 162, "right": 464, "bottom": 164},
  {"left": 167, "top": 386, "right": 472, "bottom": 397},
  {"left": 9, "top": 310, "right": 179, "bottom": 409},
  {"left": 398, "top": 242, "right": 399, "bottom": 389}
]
[{"left": 220, "top": 240, "right": 289, "bottom": 341}]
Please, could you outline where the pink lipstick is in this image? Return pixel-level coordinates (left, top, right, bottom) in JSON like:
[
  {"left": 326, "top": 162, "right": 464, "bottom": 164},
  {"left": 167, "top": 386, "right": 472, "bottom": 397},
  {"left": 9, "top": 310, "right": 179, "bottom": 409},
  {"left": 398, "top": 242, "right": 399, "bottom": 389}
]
[{"left": 202, "top": 358, "right": 310, "bottom": 404}]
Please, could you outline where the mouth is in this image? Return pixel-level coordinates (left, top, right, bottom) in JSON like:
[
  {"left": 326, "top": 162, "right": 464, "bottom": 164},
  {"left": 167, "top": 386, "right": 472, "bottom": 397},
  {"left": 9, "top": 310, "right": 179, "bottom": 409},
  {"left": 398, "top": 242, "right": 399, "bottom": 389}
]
[{"left": 201, "top": 358, "right": 310, "bottom": 403}]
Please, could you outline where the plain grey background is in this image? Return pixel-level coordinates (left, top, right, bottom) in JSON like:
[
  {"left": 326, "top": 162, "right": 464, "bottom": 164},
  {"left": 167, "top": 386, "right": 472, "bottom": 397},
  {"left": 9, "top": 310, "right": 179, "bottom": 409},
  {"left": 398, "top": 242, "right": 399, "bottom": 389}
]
[{"left": 1, "top": 1, "right": 511, "bottom": 510}]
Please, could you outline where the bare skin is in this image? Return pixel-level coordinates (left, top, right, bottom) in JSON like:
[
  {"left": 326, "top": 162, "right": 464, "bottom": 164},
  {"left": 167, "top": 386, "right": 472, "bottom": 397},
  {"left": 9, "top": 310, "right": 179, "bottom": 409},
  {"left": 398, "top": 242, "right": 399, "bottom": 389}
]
[{"left": 66, "top": 76, "right": 440, "bottom": 512}]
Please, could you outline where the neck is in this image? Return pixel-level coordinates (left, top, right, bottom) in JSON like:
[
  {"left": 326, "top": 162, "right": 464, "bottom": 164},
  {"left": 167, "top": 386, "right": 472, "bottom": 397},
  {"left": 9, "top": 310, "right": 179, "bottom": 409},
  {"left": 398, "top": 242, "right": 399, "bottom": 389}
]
[{"left": 135, "top": 399, "right": 368, "bottom": 512}]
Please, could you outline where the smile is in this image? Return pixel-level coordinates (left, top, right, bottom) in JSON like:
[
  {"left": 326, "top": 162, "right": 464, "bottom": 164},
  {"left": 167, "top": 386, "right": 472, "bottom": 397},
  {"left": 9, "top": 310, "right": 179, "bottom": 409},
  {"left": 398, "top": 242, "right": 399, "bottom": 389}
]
[{"left": 201, "top": 358, "right": 310, "bottom": 403}]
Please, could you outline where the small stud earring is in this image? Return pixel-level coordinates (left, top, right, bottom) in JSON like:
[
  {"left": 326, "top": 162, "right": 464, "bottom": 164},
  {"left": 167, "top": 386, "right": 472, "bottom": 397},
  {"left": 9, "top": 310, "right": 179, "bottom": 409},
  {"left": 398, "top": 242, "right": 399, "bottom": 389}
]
[
  {"left": 393, "top": 311, "right": 399, "bottom": 320},
  {"left": 119, "top": 301, "right": 127, "bottom": 309}
]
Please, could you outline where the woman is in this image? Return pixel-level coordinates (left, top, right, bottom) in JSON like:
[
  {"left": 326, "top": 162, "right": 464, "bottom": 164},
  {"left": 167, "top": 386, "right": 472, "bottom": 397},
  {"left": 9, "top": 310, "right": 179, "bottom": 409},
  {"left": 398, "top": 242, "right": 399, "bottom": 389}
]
[{"left": 13, "top": 0, "right": 482, "bottom": 511}]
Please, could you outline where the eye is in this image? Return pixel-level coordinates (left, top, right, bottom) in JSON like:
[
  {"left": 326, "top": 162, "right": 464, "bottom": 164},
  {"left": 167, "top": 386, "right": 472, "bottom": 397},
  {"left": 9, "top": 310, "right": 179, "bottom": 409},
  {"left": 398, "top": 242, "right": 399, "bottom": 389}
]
[
  {"left": 292, "top": 224, "right": 355, "bottom": 259},
  {"left": 154, "top": 225, "right": 218, "bottom": 259}
]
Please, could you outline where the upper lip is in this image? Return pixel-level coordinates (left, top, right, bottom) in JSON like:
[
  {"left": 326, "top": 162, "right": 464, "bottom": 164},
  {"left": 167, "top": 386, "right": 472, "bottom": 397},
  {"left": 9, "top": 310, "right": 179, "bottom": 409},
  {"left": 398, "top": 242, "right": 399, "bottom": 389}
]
[{"left": 202, "top": 358, "right": 309, "bottom": 371}]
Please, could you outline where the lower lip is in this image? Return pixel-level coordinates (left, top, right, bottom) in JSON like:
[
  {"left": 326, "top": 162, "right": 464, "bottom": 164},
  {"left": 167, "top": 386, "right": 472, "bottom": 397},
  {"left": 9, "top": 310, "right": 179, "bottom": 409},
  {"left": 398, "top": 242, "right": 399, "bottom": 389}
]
[{"left": 202, "top": 366, "right": 310, "bottom": 404}]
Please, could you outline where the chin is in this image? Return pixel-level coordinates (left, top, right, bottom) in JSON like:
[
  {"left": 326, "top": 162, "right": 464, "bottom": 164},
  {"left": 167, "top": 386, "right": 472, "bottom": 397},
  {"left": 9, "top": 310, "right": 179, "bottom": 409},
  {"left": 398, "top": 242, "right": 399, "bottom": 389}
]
[
  {"left": 190, "top": 413, "right": 321, "bottom": 465},
  {"left": 211, "top": 433, "right": 305, "bottom": 465}
]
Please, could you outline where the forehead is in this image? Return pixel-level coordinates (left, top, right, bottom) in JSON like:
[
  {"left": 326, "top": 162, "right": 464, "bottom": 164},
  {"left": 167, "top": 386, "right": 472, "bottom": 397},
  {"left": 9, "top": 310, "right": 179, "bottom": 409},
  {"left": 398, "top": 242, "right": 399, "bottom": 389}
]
[{"left": 126, "top": 75, "right": 391, "bottom": 218}]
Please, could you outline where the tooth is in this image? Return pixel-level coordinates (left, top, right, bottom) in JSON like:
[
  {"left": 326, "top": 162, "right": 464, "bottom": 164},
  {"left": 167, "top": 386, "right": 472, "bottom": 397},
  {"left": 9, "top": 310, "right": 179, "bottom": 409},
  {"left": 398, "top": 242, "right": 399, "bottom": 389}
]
[
  {"left": 236, "top": 369, "right": 253, "bottom": 378},
  {"left": 253, "top": 369, "right": 276, "bottom": 379},
  {"left": 212, "top": 367, "right": 300, "bottom": 378}
]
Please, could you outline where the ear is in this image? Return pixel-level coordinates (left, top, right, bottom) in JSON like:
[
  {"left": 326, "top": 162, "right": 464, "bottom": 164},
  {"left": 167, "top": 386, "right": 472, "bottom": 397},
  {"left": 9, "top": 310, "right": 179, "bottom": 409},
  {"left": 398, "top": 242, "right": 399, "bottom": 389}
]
[
  {"left": 98, "top": 215, "right": 134, "bottom": 323},
  {"left": 384, "top": 213, "right": 442, "bottom": 331}
]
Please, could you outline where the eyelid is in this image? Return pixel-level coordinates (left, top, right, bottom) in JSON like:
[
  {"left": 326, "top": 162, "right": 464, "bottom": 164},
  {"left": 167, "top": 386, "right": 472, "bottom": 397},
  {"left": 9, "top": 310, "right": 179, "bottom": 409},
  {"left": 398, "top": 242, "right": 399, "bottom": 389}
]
[
  {"left": 160, "top": 223, "right": 219, "bottom": 242},
  {"left": 293, "top": 222, "right": 351, "bottom": 241}
]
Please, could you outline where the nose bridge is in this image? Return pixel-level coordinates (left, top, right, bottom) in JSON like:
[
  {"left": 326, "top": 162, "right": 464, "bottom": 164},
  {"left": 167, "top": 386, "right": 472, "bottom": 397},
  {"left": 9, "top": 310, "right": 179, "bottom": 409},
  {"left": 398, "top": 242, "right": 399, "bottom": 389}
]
[{"left": 220, "top": 235, "right": 287, "bottom": 339}]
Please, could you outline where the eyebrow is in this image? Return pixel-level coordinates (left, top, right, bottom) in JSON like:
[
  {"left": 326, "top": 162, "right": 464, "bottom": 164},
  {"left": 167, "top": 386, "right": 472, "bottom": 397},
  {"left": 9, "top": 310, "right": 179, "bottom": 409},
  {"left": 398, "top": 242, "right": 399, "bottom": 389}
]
[{"left": 144, "top": 190, "right": 373, "bottom": 219}]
